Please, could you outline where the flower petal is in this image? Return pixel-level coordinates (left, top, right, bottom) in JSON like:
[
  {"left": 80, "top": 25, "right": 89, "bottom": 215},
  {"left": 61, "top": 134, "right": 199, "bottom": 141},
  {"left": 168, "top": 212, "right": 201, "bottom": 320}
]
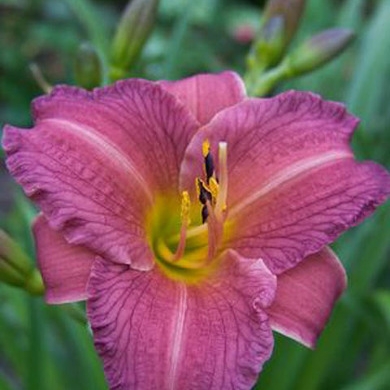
[
  {"left": 267, "top": 247, "right": 346, "bottom": 348},
  {"left": 33, "top": 214, "right": 94, "bottom": 304},
  {"left": 229, "top": 159, "right": 390, "bottom": 274},
  {"left": 3, "top": 79, "right": 200, "bottom": 270},
  {"left": 32, "top": 79, "right": 199, "bottom": 192},
  {"left": 180, "top": 91, "right": 390, "bottom": 273},
  {"left": 87, "top": 250, "right": 276, "bottom": 390},
  {"left": 180, "top": 91, "right": 357, "bottom": 202},
  {"left": 159, "top": 71, "right": 246, "bottom": 125}
]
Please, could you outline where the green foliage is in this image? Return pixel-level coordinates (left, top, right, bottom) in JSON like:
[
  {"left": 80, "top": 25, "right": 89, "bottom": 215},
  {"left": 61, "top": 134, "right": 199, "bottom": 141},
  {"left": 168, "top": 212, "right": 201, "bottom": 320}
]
[{"left": 0, "top": 0, "right": 390, "bottom": 389}]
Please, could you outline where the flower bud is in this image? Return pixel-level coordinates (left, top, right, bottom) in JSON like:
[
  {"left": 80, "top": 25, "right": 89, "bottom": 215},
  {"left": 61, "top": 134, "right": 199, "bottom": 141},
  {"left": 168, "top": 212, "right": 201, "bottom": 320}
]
[
  {"left": 73, "top": 42, "right": 103, "bottom": 89},
  {"left": 263, "top": 0, "right": 306, "bottom": 47},
  {"left": 247, "top": 16, "right": 284, "bottom": 70},
  {"left": 110, "top": 0, "right": 159, "bottom": 80},
  {"left": 287, "top": 28, "right": 355, "bottom": 75},
  {"left": 248, "top": 0, "right": 306, "bottom": 69},
  {"left": 0, "top": 230, "right": 44, "bottom": 295}
]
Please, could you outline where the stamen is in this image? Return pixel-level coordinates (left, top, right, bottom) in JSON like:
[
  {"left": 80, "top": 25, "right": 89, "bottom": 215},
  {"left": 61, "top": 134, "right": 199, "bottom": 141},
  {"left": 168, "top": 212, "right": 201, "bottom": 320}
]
[
  {"left": 171, "top": 191, "right": 191, "bottom": 262},
  {"left": 165, "top": 141, "right": 229, "bottom": 268},
  {"left": 196, "top": 178, "right": 212, "bottom": 205},
  {"left": 204, "top": 142, "right": 228, "bottom": 261},
  {"left": 181, "top": 191, "right": 191, "bottom": 225},
  {"left": 215, "top": 142, "right": 228, "bottom": 219},
  {"left": 208, "top": 177, "right": 219, "bottom": 205},
  {"left": 202, "top": 139, "right": 214, "bottom": 183},
  {"left": 201, "top": 204, "right": 208, "bottom": 224},
  {"left": 202, "top": 139, "right": 210, "bottom": 158},
  {"left": 205, "top": 202, "right": 223, "bottom": 262}
]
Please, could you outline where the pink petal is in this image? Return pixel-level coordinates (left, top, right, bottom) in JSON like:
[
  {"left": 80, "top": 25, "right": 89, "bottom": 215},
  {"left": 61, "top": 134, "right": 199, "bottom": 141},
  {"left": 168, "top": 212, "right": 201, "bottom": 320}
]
[
  {"left": 229, "top": 159, "right": 390, "bottom": 274},
  {"left": 180, "top": 91, "right": 357, "bottom": 200},
  {"left": 159, "top": 71, "right": 246, "bottom": 125},
  {"left": 3, "top": 79, "right": 200, "bottom": 270},
  {"left": 33, "top": 214, "right": 94, "bottom": 304},
  {"left": 267, "top": 247, "right": 347, "bottom": 348},
  {"left": 180, "top": 91, "right": 390, "bottom": 274},
  {"left": 87, "top": 250, "right": 276, "bottom": 390},
  {"left": 32, "top": 79, "right": 199, "bottom": 193}
]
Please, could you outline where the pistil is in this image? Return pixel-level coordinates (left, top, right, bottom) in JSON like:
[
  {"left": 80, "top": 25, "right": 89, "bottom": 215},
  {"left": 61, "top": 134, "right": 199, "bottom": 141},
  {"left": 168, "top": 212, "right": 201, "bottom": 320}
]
[{"left": 215, "top": 142, "right": 228, "bottom": 220}]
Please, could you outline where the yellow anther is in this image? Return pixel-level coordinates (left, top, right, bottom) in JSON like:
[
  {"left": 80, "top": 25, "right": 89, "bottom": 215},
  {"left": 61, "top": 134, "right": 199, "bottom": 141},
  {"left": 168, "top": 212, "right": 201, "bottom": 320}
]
[
  {"left": 202, "top": 139, "right": 210, "bottom": 158},
  {"left": 208, "top": 177, "right": 219, "bottom": 205},
  {"left": 195, "top": 178, "right": 201, "bottom": 199},
  {"left": 181, "top": 191, "right": 191, "bottom": 226}
]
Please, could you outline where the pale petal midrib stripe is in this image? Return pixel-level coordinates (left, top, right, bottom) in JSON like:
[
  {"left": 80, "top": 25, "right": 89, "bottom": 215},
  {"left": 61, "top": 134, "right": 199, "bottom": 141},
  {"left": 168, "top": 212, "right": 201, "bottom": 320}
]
[
  {"left": 44, "top": 118, "right": 153, "bottom": 202},
  {"left": 168, "top": 284, "right": 187, "bottom": 390},
  {"left": 230, "top": 150, "right": 353, "bottom": 217}
]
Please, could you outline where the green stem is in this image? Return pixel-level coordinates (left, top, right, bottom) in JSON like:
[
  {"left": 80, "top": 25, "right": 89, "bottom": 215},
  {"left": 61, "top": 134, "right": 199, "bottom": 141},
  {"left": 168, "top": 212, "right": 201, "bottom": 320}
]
[
  {"left": 27, "top": 296, "right": 45, "bottom": 390},
  {"left": 245, "top": 60, "right": 291, "bottom": 97}
]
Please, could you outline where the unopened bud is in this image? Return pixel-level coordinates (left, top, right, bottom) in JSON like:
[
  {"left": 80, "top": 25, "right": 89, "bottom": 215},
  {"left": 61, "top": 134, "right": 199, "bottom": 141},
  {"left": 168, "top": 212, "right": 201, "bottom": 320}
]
[
  {"left": 248, "top": 16, "right": 284, "bottom": 70},
  {"left": 263, "top": 0, "right": 306, "bottom": 46},
  {"left": 110, "top": 0, "right": 159, "bottom": 80},
  {"left": 248, "top": 0, "right": 306, "bottom": 69},
  {"left": 73, "top": 42, "right": 102, "bottom": 89},
  {"left": 287, "top": 28, "right": 355, "bottom": 75},
  {"left": 0, "top": 230, "right": 44, "bottom": 295}
]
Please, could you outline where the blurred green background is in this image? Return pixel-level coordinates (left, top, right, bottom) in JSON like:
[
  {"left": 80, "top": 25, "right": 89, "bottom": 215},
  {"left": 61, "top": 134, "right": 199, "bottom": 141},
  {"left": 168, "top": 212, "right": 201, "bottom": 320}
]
[{"left": 1, "top": 0, "right": 390, "bottom": 389}]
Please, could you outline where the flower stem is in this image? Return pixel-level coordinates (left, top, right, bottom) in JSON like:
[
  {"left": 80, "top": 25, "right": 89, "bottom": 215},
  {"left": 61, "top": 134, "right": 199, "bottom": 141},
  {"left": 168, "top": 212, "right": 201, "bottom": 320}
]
[
  {"left": 26, "top": 296, "right": 46, "bottom": 390},
  {"left": 245, "top": 60, "right": 292, "bottom": 97}
]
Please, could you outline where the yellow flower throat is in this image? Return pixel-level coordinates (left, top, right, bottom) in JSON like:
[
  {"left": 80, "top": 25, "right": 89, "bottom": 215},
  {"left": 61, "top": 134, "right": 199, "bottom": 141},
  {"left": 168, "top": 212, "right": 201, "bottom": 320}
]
[{"left": 146, "top": 141, "right": 229, "bottom": 283}]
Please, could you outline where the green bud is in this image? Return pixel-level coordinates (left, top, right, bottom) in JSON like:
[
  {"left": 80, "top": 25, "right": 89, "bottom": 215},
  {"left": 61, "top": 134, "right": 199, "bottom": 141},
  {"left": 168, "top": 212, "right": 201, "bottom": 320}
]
[
  {"left": 248, "top": 16, "right": 285, "bottom": 71},
  {"left": 24, "top": 269, "right": 45, "bottom": 296},
  {"left": 287, "top": 28, "right": 355, "bottom": 75},
  {"left": 263, "top": 0, "right": 306, "bottom": 47},
  {"left": 110, "top": 0, "right": 159, "bottom": 80},
  {"left": 248, "top": 0, "right": 306, "bottom": 70},
  {"left": 73, "top": 42, "right": 103, "bottom": 89},
  {"left": 0, "top": 230, "right": 44, "bottom": 295}
]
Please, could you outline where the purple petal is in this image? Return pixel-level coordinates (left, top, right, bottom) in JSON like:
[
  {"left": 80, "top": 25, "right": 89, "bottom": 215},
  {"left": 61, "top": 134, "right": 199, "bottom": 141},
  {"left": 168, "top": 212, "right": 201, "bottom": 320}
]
[
  {"left": 32, "top": 79, "right": 199, "bottom": 192},
  {"left": 267, "top": 247, "right": 347, "bottom": 348},
  {"left": 180, "top": 91, "right": 390, "bottom": 274},
  {"left": 159, "top": 71, "right": 246, "bottom": 125},
  {"left": 3, "top": 79, "right": 200, "bottom": 270},
  {"left": 33, "top": 214, "right": 94, "bottom": 304},
  {"left": 87, "top": 250, "right": 276, "bottom": 390},
  {"left": 229, "top": 159, "right": 390, "bottom": 274}
]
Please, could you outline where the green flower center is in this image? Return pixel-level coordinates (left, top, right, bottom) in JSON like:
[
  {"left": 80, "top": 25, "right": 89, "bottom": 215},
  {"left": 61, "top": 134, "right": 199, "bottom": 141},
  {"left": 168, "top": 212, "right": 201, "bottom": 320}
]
[{"left": 146, "top": 142, "right": 230, "bottom": 284}]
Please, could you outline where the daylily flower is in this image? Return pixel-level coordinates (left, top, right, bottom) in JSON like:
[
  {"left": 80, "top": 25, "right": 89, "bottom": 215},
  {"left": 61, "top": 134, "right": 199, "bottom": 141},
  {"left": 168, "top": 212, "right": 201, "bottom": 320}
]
[{"left": 2, "top": 71, "right": 390, "bottom": 390}]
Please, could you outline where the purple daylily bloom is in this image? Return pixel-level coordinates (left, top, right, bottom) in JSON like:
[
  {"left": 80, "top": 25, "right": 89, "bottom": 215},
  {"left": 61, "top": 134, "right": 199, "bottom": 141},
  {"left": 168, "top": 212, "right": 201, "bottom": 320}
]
[{"left": 2, "top": 71, "right": 390, "bottom": 390}]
